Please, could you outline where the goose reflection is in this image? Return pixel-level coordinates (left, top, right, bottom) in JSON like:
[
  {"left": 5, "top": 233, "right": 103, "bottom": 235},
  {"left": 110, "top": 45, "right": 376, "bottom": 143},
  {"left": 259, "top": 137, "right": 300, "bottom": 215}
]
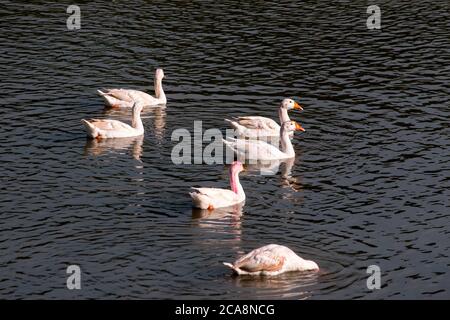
[
  {"left": 241, "top": 157, "right": 304, "bottom": 195},
  {"left": 192, "top": 201, "right": 244, "bottom": 220},
  {"left": 83, "top": 134, "right": 144, "bottom": 161},
  {"left": 229, "top": 271, "right": 319, "bottom": 299},
  {"left": 150, "top": 105, "right": 166, "bottom": 142},
  {"left": 242, "top": 157, "right": 295, "bottom": 178},
  {"left": 279, "top": 157, "right": 303, "bottom": 192},
  {"left": 191, "top": 202, "right": 243, "bottom": 243}
]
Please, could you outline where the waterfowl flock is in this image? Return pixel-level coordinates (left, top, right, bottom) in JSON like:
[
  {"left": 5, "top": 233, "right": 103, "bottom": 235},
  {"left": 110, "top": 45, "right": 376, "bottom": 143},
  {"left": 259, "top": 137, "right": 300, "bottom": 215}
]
[{"left": 82, "top": 68, "right": 319, "bottom": 276}]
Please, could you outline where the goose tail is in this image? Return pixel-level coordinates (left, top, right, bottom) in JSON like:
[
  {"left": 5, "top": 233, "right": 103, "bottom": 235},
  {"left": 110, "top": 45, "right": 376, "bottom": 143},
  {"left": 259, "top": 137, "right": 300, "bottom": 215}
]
[{"left": 97, "top": 89, "right": 120, "bottom": 107}]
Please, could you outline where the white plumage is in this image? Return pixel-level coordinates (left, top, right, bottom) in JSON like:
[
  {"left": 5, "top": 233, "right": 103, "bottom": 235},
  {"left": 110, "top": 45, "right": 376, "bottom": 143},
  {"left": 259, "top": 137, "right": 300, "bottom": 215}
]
[
  {"left": 190, "top": 161, "right": 246, "bottom": 210},
  {"left": 225, "top": 99, "right": 302, "bottom": 138},
  {"left": 223, "top": 244, "right": 319, "bottom": 276},
  {"left": 98, "top": 68, "right": 166, "bottom": 108},
  {"left": 223, "top": 121, "right": 305, "bottom": 161},
  {"left": 81, "top": 98, "right": 144, "bottom": 139}
]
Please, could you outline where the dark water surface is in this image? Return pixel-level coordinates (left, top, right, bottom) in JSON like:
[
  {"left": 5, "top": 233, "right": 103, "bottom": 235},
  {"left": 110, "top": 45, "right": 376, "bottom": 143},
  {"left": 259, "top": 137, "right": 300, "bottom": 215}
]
[{"left": 0, "top": 1, "right": 449, "bottom": 299}]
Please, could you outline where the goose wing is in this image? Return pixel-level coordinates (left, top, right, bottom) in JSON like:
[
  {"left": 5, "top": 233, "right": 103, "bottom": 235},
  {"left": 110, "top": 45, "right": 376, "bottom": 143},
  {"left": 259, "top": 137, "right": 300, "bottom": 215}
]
[
  {"left": 236, "top": 116, "right": 279, "bottom": 130},
  {"left": 108, "top": 89, "right": 157, "bottom": 103},
  {"left": 102, "top": 89, "right": 134, "bottom": 102},
  {"left": 234, "top": 247, "right": 286, "bottom": 272},
  {"left": 88, "top": 119, "right": 133, "bottom": 131},
  {"left": 224, "top": 138, "right": 285, "bottom": 160},
  {"left": 191, "top": 187, "right": 238, "bottom": 202}
]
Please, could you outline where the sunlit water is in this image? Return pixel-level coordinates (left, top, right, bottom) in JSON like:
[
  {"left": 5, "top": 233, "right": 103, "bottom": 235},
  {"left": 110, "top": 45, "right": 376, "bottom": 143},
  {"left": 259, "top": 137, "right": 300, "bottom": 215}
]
[{"left": 0, "top": 1, "right": 449, "bottom": 299}]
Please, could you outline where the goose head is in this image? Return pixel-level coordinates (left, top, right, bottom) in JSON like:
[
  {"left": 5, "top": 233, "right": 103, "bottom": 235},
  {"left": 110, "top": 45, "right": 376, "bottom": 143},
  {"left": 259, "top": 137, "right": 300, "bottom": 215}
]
[
  {"left": 155, "top": 68, "right": 165, "bottom": 80},
  {"left": 230, "top": 161, "right": 246, "bottom": 174},
  {"left": 282, "top": 120, "right": 305, "bottom": 134},
  {"left": 281, "top": 98, "right": 303, "bottom": 111}
]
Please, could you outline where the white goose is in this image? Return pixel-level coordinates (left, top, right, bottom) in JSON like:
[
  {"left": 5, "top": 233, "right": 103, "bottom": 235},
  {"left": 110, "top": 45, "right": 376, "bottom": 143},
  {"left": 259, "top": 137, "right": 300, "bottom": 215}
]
[
  {"left": 223, "top": 121, "right": 305, "bottom": 161},
  {"left": 225, "top": 98, "right": 303, "bottom": 138},
  {"left": 190, "top": 161, "right": 246, "bottom": 210},
  {"left": 81, "top": 99, "right": 144, "bottom": 139},
  {"left": 97, "top": 68, "right": 166, "bottom": 108},
  {"left": 223, "top": 244, "right": 319, "bottom": 276}
]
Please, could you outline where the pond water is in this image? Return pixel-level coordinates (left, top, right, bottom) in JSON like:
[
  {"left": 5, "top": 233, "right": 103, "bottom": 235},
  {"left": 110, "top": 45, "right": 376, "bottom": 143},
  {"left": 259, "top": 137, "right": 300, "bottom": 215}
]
[{"left": 0, "top": 1, "right": 449, "bottom": 299}]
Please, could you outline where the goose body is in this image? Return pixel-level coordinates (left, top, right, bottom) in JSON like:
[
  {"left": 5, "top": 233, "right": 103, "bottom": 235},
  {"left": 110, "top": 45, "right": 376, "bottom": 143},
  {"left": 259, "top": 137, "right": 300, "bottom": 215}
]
[
  {"left": 225, "top": 99, "right": 302, "bottom": 138},
  {"left": 223, "top": 121, "right": 305, "bottom": 161},
  {"left": 98, "top": 69, "right": 166, "bottom": 108},
  {"left": 82, "top": 100, "right": 144, "bottom": 139},
  {"left": 223, "top": 244, "right": 319, "bottom": 276},
  {"left": 190, "top": 161, "right": 246, "bottom": 210}
]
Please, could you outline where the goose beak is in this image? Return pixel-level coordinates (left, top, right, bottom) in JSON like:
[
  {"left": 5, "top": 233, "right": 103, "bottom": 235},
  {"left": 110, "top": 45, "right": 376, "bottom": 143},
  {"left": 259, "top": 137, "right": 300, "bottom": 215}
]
[
  {"left": 293, "top": 102, "right": 303, "bottom": 111},
  {"left": 295, "top": 122, "right": 306, "bottom": 132}
]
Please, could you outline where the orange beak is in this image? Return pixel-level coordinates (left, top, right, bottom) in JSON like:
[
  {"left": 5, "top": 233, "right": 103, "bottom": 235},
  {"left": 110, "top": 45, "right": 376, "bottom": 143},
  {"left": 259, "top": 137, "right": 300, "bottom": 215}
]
[
  {"left": 295, "top": 122, "right": 305, "bottom": 132},
  {"left": 293, "top": 101, "right": 303, "bottom": 111}
]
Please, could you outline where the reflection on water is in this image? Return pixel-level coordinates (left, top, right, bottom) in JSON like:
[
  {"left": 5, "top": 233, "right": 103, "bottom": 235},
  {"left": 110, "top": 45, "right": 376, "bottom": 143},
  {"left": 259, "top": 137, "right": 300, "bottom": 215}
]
[
  {"left": 192, "top": 202, "right": 244, "bottom": 220},
  {"left": 150, "top": 106, "right": 167, "bottom": 142},
  {"left": 230, "top": 271, "right": 320, "bottom": 300},
  {"left": 244, "top": 158, "right": 304, "bottom": 193},
  {"left": 279, "top": 158, "right": 303, "bottom": 193},
  {"left": 244, "top": 157, "right": 296, "bottom": 178},
  {"left": 84, "top": 135, "right": 144, "bottom": 161},
  {"left": 191, "top": 203, "right": 243, "bottom": 243}
]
